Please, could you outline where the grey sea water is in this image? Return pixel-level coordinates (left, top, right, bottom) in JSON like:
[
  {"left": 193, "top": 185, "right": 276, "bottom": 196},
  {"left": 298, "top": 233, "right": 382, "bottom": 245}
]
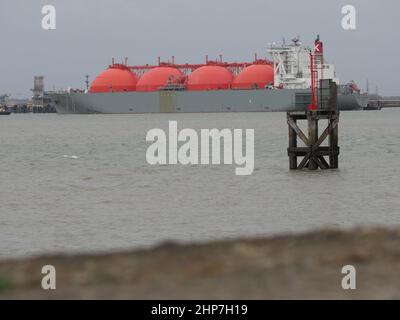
[{"left": 1, "top": 110, "right": 400, "bottom": 259}]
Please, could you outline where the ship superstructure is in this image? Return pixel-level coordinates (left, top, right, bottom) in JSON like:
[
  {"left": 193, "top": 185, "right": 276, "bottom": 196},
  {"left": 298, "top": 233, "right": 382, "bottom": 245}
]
[{"left": 268, "top": 35, "right": 338, "bottom": 90}]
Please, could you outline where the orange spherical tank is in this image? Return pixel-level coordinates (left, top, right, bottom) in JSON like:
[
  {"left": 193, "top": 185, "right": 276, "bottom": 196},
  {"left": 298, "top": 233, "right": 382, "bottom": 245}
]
[
  {"left": 136, "top": 67, "right": 184, "bottom": 92},
  {"left": 232, "top": 64, "right": 274, "bottom": 90},
  {"left": 187, "top": 66, "right": 234, "bottom": 91},
  {"left": 89, "top": 67, "right": 138, "bottom": 93}
]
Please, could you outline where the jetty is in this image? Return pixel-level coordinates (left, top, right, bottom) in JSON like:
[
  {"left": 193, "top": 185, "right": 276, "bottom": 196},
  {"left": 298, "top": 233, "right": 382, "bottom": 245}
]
[{"left": 367, "top": 96, "right": 400, "bottom": 110}]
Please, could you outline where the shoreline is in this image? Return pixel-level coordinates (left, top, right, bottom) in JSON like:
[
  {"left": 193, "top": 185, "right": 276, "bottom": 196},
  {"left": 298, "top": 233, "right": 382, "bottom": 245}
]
[{"left": 1, "top": 227, "right": 400, "bottom": 299}]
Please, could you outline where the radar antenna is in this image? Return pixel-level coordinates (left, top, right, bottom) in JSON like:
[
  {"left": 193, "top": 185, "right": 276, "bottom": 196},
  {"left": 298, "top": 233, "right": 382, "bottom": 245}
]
[{"left": 292, "top": 35, "right": 301, "bottom": 46}]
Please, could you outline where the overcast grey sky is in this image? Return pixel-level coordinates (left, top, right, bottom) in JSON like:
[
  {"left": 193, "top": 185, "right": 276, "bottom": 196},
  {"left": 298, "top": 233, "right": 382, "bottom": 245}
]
[{"left": 1, "top": 0, "right": 399, "bottom": 97}]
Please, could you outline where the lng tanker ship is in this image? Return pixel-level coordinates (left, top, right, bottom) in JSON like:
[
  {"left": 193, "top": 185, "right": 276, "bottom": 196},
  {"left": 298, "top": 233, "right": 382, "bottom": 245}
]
[{"left": 50, "top": 36, "right": 369, "bottom": 114}]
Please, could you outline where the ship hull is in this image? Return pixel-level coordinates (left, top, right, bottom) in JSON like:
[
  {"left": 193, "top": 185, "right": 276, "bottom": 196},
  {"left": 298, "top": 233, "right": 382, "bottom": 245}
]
[
  {"left": 51, "top": 89, "right": 367, "bottom": 114},
  {"left": 337, "top": 92, "right": 369, "bottom": 111}
]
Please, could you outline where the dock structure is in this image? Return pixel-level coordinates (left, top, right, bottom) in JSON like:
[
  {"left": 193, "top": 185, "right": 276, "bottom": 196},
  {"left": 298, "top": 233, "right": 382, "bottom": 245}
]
[
  {"left": 367, "top": 97, "right": 400, "bottom": 110},
  {"left": 287, "top": 79, "right": 340, "bottom": 170}
]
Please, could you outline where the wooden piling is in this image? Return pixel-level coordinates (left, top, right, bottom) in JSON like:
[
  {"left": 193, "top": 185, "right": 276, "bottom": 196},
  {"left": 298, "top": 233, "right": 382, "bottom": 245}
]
[
  {"left": 288, "top": 118, "right": 298, "bottom": 170},
  {"left": 287, "top": 110, "right": 340, "bottom": 170},
  {"left": 307, "top": 112, "right": 319, "bottom": 170},
  {"left": 287, "top": 79, "right": 340, "bottom": 170},
  {"left": 329, "top": 114, "right": 339, "bottom": 169}
]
